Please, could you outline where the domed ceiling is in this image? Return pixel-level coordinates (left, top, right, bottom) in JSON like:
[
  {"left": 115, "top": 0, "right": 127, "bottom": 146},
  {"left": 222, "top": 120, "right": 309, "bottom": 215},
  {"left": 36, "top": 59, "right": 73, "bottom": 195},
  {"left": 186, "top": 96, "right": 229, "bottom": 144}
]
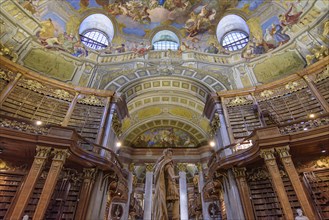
[{"left": 6, "top": 0, "right": 326, "bottom": 148}]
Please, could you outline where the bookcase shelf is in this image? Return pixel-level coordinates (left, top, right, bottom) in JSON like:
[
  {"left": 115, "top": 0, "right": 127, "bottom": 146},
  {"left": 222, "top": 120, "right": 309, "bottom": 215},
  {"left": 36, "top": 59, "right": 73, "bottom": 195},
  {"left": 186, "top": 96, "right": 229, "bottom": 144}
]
[
  {"left": 0, "top": 172, "right": 25, "bottom": 219},
  {"left": 303, "top": 169, "right": 329, "bottom": 220}
]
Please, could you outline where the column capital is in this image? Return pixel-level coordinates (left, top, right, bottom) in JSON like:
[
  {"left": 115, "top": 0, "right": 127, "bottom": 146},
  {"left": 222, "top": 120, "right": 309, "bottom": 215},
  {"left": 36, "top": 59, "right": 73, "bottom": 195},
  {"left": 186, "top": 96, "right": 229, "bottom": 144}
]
[
  {"left": 129, "top": 163, "right": 135, "bottom": 172},
  {"left": 35, "top": 146, "right": 52, "bottom": 158},
  {"left": 177, "top": 163, "right": 187, "bottom": 172},
  {"left": 260, "top": 148, "right": 275, "bottom": 160},
  {"left": 145, "top": 163, "right": 154, "bottom": 172},
  {"left": 232, "top": 167, "right": 246, "bottom": 178},
  {"left": 52, "top": 149, "right": 70, "bottom": 161},
  {"left": 196, "top": 162, "right": 202, "bottom": 172},
  {"left": 83, "top": 168, "right": 97, "bottom": 179},
  {"left": 276, "top": 146, "right": 291, "bottom": 158}
]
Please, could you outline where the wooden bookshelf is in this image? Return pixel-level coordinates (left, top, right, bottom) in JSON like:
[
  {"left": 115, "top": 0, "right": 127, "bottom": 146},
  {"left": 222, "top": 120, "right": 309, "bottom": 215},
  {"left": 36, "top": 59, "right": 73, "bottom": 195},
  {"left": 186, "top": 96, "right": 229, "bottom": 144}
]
[
  {"left": 315, "top": 77, "right": 329, "bottom": 103},
  {"left": 303, "top": 169, "right": 329, "bottom": 220},
  {"left": 23, "top": 177, "right": 46, "bottom": 217},
  {"left": 1, "top": 86, "right": 70, "bottom": 125},
  {"left": 68, "top": 103, "right": 104, "bottom": 143},
  {"left": 246, "top": 167, "right": 285, "bottom": 220},
  {"left": 227, "top": 103, "right": 261, "bottom": 139},
  {"left": 0, "top": 172, "right": 24, "bottom": 219},
  {"left": 258, "top": 88, "right": 324, "bottom": 124}
]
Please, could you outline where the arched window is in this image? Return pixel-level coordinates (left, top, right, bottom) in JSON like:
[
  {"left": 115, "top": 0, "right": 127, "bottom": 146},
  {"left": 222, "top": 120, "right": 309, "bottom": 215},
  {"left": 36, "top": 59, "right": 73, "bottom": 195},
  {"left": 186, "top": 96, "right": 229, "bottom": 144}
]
[
  {"left": 222, "top": 31, "right": 249, "bottom": 51},
  {"left": 152, "top": 30, "right": 179, "bottom": 51},
  {"left": 79, "top": 14, "right": 114, "bottom": 50},
  {"left": 217, "top": 15, "right": 250, "bottom": 52}
]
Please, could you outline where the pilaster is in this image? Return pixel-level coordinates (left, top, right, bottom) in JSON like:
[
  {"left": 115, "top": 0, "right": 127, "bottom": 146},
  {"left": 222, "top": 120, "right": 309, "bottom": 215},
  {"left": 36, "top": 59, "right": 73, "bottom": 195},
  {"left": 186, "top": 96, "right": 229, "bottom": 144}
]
[
  {"left": 75, "top": 168, "right": 97, "bottom": 220},
  {"left": 232, "top": 167, "right": 255, "bottom": 220},
  {"left": 276, "top": 146, "right": 317, "bottom": 220},
  {"left": 33, "top": 149, "right": 70, "bottom": 219},
  {"left": 260, "top": 148, "right": 294, "bottom": 220},
  {"left": 8, "top": 146, "right": 51, "bottom": 220}
]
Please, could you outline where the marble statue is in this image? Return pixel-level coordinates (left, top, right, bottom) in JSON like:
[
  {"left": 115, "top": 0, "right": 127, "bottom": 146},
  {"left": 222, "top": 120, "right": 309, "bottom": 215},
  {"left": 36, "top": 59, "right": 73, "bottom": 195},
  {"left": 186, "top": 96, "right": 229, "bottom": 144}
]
[
  {"left": 153, "top": 148, "right": 179, "bottom": 220},
  {"left": 295, "top": 208, "right": 309, "bottom": 220}
]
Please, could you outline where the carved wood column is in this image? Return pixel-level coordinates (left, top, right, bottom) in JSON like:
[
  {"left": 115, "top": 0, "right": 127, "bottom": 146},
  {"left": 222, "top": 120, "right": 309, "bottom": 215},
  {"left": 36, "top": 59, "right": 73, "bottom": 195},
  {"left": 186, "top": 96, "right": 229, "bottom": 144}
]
[
  {"left": 62, "top": 93, "right": 80, "bottom": 126},
  {"left": 260, "top": 148, "right": 294, "bottom": 220},
  {"left": 303, "top": 75, "right": 329, "bottom": 112},
  {"left": 75, "top": 168, "right": 96, "bottom": 220},
  {"left": 33, "top": 149, "right": 70, "bottom": 219},
  {"left": 276, "top": 146, "right": 317, "bottom": 220},
  {"left": 232, "top": 167, "right": 255, "bottom": 220},
  {"left": 220, "top": 96, "right": 235, "bottom": 143},
  {"left": 8, "top": 146, "right": 51, "bottom": 220}
]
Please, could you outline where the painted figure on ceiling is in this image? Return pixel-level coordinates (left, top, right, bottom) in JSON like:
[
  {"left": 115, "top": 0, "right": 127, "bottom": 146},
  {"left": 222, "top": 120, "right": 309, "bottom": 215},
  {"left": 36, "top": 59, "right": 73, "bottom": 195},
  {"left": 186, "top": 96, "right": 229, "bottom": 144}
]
[
  {"left": 185, "top": 5, "right": 216, "bottom": 38},
  {"left": 279, "top": 3, "right": 303, "bottom": 27},
  {"left": 38, "top": 18, "right": 56, "bottom": 39}
]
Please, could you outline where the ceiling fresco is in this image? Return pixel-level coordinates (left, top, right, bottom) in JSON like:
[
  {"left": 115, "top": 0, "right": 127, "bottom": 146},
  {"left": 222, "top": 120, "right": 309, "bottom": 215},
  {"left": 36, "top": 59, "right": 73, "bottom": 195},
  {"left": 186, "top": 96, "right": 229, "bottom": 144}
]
[
  {"left": 132, "top": 127, "right": 198, "bottom": 148},
  {"left": 20, "top": 0, "right": 309, "bottom": 58}
]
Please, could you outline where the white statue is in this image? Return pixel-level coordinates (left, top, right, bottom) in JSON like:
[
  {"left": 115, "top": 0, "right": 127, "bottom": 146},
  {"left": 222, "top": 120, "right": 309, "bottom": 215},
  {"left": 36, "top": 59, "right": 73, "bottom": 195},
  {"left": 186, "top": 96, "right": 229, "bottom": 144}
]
[
  {"left": 22, "top": 214, "right": 29, "bottom": 220},
  {"left": 295, "top": 208, "right": 309, "bottom": 220}
]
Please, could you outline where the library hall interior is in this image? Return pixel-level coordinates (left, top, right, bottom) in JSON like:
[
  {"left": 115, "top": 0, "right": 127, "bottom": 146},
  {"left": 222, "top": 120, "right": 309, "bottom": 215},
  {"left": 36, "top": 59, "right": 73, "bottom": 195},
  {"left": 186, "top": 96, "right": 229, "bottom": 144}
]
[{"left": 0, "top": 0, "right": 329, "bottom": 219}]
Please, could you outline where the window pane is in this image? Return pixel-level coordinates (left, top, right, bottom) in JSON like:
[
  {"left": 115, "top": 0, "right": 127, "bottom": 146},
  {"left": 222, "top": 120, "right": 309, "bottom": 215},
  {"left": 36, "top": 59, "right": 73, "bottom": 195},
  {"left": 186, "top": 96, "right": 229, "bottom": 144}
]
[{"left": 222, "top": 31, "right": 249, "bottom": 52}]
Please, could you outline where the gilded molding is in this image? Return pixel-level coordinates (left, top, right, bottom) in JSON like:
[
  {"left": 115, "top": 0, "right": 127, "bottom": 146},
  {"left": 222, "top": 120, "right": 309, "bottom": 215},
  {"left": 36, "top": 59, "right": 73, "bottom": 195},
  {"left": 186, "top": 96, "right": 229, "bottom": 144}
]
[{"left": 78, "top": 95, "right": 105, "bottom": 106}]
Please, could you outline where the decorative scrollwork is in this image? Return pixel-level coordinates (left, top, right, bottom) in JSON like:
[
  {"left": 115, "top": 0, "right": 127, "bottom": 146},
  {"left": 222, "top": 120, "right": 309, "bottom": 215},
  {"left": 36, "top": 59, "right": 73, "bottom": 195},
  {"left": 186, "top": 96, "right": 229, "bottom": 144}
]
[
  {"left": 112, "top": 112, "right": 122, "bottom": 137},
  {"left": 78, "top": 95, "right": 105, "bottom": 106}
]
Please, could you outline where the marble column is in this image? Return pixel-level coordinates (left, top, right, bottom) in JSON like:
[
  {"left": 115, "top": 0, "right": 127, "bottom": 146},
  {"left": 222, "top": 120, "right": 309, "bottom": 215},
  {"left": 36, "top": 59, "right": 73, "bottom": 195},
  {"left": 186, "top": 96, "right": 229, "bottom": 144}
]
[
  {"left": 101, "top": 103, "right": 117, "bottom": 149},
  {"left": 260, "top": 148, "right": 294, "bottom": 220},
  {"left": 86, "top": 171, "right": 108, "bottom": 220},
  {"left": 0, "top": 72, "right": 21, "bottom": 106},
  {"left": 276, "top": 146, "right": 317, "bottom": 220},
  {"left": 122, "top": 163, "right": 134, "bottom": 220},
  {"left": 143, "top": 163, "right": 154, "bottom": 220},
  {"left": 220, "top": 97, "right": 235, "bottom": 143},
  {"left": 96, "top": 97, "right": 112, "bottom": 145},
  {"left": 62, "top": 93, "right": 80, "bottom": 126},
  {"left": 222, "top": 170, "right": 245, "bottom": 220},
  {"left": 75, "top": 168, "right": 97, "bottom": 220},
  {"left": 8, "top": 146, "right": 51, "bottom": 220},
  {"left": 232, "top": 167, "right": 255, "bottom": 220},
  {"left": 33, "top": 149, "right": 70, "bottom": 219},
  {"left": 197, "top": 163, "right": 210, "bottom": 220},
  {"left": 178, "top": 163, "right": 188, "bottom": 220}
]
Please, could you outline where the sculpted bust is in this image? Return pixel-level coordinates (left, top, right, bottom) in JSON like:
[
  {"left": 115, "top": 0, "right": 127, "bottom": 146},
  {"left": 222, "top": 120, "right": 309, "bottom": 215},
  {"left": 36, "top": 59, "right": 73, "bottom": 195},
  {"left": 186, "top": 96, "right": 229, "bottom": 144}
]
[{"left": 295, "top": 208, "right": 309, "bottom": 220}]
